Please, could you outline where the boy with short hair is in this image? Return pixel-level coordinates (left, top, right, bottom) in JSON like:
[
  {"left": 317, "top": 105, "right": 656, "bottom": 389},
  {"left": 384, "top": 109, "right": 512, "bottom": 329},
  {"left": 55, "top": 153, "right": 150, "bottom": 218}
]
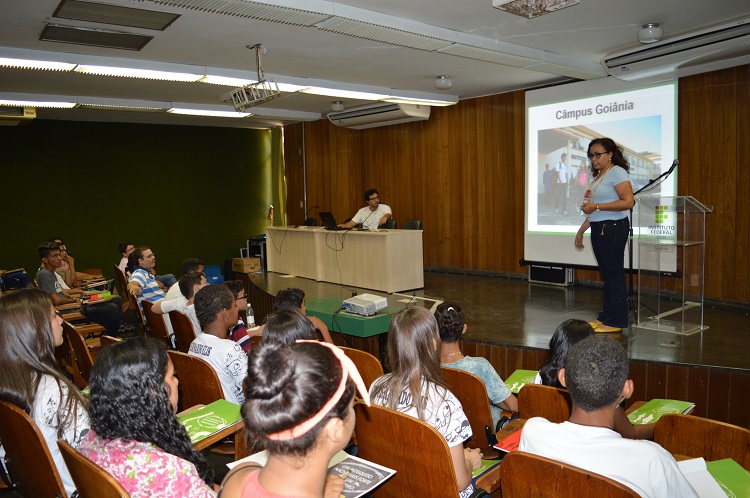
[{"left": 519, "top": 335, "right": 697, "bottom": 498}]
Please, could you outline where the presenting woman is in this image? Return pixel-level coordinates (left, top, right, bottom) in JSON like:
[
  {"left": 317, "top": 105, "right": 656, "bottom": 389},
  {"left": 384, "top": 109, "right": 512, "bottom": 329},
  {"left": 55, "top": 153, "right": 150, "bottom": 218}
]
[{"left": 575, "top": 138, "right": 634, "bottom": 332}]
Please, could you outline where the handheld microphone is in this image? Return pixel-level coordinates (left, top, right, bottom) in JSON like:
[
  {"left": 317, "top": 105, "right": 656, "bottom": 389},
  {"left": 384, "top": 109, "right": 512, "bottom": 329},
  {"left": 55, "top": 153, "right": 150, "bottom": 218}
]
[{"left": 667, "top": 159, "right": 679, "bottom": 173}]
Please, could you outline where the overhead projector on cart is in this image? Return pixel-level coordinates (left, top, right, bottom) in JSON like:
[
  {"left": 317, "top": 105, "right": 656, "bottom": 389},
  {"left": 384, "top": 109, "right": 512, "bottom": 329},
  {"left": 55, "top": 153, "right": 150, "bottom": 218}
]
[{"left": 342, "top": 294, "right": 388, "bottom": 317}]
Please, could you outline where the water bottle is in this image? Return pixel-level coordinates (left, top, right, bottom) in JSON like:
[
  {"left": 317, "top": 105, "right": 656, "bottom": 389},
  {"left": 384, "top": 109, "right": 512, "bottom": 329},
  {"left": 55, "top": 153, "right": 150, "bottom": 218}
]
[{"left": 247, "top": 303, "right": 255, "bottom": 328}]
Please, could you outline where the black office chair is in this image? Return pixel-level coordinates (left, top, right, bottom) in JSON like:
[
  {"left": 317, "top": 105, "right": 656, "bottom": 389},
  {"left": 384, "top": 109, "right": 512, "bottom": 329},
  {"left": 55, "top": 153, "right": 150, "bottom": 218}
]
[
  {"left": 402, "top": 219, "right": 423, "bottom": 230},
  {"left": 383, "top": 219, "right": 397, "bottom": 229},
  {"left": 303, "top": 217, "right": 316, "bottom": 226}
]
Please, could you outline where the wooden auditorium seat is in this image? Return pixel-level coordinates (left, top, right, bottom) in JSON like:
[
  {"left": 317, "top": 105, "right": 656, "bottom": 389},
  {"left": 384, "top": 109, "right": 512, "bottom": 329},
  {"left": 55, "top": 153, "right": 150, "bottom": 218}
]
[
  {"left": 339, "top": 346, "right": 384, "bottom": 390},
  {"left": 58, "top": 439, "right": 130, "bottom": 497},
  {"left": 354, "top": 403, "right": 489, "bottom": 497},
  {"left": 0, "top": 400, "right": 68, "bottom": 497},
  {"left": 500, "top": 451, "right": 640, "bottom": 498},
  {"left": 99, "top": 335, "right": 123, "bottom": 347},
  {"left": 63, "top": 320, "right": 98, "bottom": 385},
  {"left": 518, "top": 383, "right": 573, "bottom": 423},
  {"left": 142, "top": 300, "right": 171, "bottom": 348},
  {"left": 166, "top": 350, "right": 224, "bottom": 412},
  {"left": 654, "top": 414, "right": 750, "bottom": 470},
  {"left": 441, "top": 366, "right": 501, "bottom": 455},
  {"left": 168, "top": 310, "right": 197, "bottom": 353}
]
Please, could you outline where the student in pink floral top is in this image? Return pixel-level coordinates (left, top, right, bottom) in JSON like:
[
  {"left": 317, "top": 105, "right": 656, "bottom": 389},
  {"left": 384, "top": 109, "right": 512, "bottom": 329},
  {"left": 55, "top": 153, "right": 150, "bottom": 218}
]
[{"left": 79, "top": 337, "right": 216, "bottom": 497}]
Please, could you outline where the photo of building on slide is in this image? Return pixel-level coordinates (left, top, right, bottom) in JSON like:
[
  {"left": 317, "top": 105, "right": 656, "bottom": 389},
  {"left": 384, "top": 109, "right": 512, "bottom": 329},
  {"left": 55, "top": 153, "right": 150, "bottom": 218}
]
[{"left": 536, "top": 116, "right": 663, "bottom": 226}]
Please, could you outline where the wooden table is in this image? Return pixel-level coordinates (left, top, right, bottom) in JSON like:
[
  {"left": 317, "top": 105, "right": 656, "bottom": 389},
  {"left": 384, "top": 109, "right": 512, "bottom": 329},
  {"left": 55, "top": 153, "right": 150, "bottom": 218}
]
[{"left": 266, "top": 227, "right": 424, "bottom": 293}]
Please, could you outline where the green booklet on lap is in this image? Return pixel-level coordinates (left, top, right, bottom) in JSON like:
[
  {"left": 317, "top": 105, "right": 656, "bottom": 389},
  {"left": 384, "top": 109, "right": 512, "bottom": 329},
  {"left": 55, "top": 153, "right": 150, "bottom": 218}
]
[
  {"left": 626, "top": 399, "right": 695, "bottom": 425},
  {"left": 706, "top": 458, "right": 750, "bottom": 498},
  {"left": 178, "top": 399, "right": 242, "bottom": 444},
  {"left": 504, "top": 369, "right": 538, "bottom": 394}
]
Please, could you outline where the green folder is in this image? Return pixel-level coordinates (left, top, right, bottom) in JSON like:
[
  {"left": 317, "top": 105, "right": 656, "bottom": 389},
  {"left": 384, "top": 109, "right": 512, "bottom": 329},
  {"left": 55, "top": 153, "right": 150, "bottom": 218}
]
[
  {"left": 177, "top": 399, "right": 242, "bottom": 444},
  {"left": 504, "top": 369, "right": 539, "bottom": 394},
  {"left": 626, "top": 399, "right": 695, "bottom": 425},
  {"left": 706, "top": 458, "right": 750, "bottom": 498}
]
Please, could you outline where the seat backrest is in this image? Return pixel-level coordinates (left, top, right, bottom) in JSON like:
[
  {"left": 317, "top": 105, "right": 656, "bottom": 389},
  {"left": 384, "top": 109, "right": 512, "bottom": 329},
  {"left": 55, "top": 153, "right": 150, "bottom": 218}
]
[
  {"left": 383, "top": 219, "right": 397, "bottom": 229},
  {"left": 63, "top": 320, "right": 94, "bottom": 383},
  {"left": 113, "top": 263, "right": 146, "bottom": 327},
  {"left": 518, "top": 383, "right": 572, "bottom": 423},
  {"left": 168, "top": 310, "right": 197, "bottom": 354},
  {"left": 402, "top": 219, "right": 423, "bottom": 230},
  {"left": 339, "top": 347, "right": 384, "bottom": 390},
  {"left": 166, "top": 350, "right": 224, "bottom": 411},
  {"left": 654, "top": 414, "right": 750, "bottom": 470},
  {"left": 0, "top": 400, "right": 67, "bottom": 498},
  {"left": 303, "top": 217, "right": 316, "bottom": 226},
  {"left": 500, "top": 451, "right": 640, "bottom": 498},
  {"left": 441, "top": 366, "right": 495, "bottom": 450},
  {"left": 57, "top": 439, "right": 130, "bottom": 498},
  {"left": 354, "top": 403, "right": 459, "bottom": 497},
  {"left": 142, "top": 300, "right": 170, "bottom": 347}
]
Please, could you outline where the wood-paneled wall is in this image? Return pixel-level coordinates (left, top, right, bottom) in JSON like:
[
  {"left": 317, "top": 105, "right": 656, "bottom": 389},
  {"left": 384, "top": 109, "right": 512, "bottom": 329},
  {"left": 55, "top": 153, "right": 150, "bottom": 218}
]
[{"left": 283, "top": 64, "right": 750, "bottom": 304}]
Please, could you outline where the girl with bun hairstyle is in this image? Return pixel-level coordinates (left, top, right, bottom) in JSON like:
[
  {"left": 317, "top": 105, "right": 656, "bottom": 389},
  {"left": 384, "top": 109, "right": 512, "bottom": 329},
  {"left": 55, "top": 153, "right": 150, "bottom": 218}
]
[
  {"left": 79, "top": 337, "right": 215, "bottom": 497},
  {"left": 219, "top": 340, "right": 370, "bottom": 498}
]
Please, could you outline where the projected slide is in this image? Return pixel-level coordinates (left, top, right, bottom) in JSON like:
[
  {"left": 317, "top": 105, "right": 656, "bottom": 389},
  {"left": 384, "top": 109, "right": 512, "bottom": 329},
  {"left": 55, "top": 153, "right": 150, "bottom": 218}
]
[{"left": 525, "top": 79, "right": 677, "bottom": 270}]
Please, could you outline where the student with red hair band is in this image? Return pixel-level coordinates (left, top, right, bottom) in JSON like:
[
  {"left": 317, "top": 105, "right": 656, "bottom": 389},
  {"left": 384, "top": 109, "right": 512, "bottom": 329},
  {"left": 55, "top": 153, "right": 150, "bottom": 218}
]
[{"left": 218, "top": 340, "right": 369, "bottom": 498}]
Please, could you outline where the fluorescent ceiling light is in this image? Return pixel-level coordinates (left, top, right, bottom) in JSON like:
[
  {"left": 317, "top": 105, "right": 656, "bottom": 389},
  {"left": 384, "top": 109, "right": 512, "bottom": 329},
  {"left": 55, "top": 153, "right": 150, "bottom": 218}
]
[
  {"left": 275, "top": 82, "right": 311, "bottom": 93},
  {"left": 0, "top": 99, "right": 77, "bottom": 108},
  {"left": 74, "top": 65, "right": 203, "bottom": 82},
  {"left": 0, "top": 57, "right": 77, "bottom": 71},
  {"left": 168, "top": 107, "right": 252, "bottom": 118},
  {"left": 384, "top": 96, "right": 457, "bottom": 106},
  {"left": 299, "top": 86, "right": 388, "bottom": 100},
  {"left": 200, "top": 75, "right": 257, "bottom": 87}
]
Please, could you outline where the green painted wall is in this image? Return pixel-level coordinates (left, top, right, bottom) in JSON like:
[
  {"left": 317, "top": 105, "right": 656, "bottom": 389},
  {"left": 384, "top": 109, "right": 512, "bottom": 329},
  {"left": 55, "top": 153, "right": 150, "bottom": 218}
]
[{"left": 1, "top": 119, "right": 280, "bottom": 281}]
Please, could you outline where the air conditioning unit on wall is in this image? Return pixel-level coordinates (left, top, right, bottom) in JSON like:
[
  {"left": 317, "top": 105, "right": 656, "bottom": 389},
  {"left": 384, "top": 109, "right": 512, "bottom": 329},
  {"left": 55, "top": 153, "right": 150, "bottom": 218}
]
[
  {"left": 327, "top": 102, "right": 430, "bottom": 129},
  {"left": 602, "top": 18, "right": 750, "bottom": 83},
  {"left": 0, "top": 106, "right": 36, "bottom": 126}
]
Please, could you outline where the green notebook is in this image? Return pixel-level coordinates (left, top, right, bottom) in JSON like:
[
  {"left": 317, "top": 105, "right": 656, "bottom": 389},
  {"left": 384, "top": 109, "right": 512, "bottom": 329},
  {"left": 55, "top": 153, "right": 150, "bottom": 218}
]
[
  {"left": 626, "top": 398, "right": 694, "bottom": 425},
  {"left": 706, "top": 458, "right": 750, "bottom": 498},
  {"left": 472, "top": 458, "right": 501, "bottom": 478},
  {"left": 177, "top": 399, "right": 242, "bottom": 444},
  {"left": 504, "top": 369, "right": 538, "bottom": 394}
]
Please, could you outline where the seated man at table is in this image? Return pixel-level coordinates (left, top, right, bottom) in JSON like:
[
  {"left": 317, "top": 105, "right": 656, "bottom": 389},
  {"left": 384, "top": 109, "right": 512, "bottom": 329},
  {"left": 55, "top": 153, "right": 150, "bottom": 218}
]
[
  {"left": 519, "top": 335, "right": 697, "bottom": 498},
  {"left": 36, "top": 242, "right": 127, "bottom": 336},
  {"left": 189, "top": 284, "right": 247, "bottom": 405},
  {"left": 273, "top": 288, "right": 334, "bottom": 344},
  {"left": 337, "top": 188, "right": 392, "bottom": 230}
]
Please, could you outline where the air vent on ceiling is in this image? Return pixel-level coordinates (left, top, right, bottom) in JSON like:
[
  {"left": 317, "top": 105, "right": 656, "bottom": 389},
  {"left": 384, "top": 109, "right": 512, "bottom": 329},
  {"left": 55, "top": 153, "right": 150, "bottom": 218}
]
[
  {"left": 0, "top": 107, "right": 37, "bottom": 126},
  {"left": 150, "top": 0, "right": 330, "bottom": 26},
  {"left": 54, "top": 0, "right": 180, "bottom": 30},
  {"left": 40, "top": 24, "right": 153, "bottom": 50}
]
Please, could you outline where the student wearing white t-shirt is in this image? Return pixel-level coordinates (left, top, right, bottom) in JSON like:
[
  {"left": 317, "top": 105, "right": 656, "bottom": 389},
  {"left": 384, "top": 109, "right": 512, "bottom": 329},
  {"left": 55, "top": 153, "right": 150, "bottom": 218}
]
[
  {"left": 188, "top": 284, "right": 247, "bottom": 405},
  {"left": 153, "top": 271, "right": 207, "bottom": 345},
  {"left": 369, "top": 307, "right": 482, "bottom": 498},
  {"left": 519, "top": 336, "right": 697, "bottom": 498}
]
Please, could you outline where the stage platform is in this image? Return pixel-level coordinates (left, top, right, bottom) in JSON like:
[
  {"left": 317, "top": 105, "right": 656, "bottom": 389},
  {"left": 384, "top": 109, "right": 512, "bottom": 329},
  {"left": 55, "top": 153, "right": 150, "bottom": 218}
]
[{"left": 239, "top": 269, "right": 750, "bottom": 429}]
